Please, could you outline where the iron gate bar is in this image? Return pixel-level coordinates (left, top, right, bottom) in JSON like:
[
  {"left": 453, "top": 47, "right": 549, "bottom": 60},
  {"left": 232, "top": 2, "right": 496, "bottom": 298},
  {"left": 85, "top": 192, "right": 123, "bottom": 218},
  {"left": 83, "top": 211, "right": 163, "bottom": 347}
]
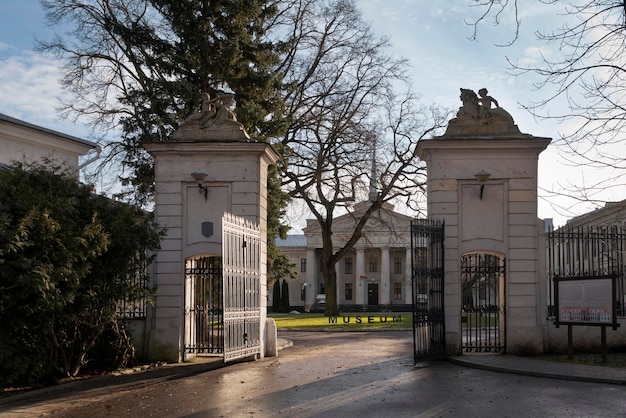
[
  {"left": 411, "top": 218, "right": 445, "bottom": 363},
  {"left": 461, "top": 253, "right": 505, "bottom": 353},
  {"left": 222, "top": 213, "right": 262, "bottom": 362},
  {"left": 183, "top": 256, "right": 224, "bottom": 355}
]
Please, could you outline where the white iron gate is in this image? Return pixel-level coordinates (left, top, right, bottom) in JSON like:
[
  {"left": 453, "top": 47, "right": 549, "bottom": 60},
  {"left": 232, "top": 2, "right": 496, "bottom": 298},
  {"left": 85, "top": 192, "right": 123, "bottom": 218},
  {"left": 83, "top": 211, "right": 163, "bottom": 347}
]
[{"left": 222, "top": 213, "right": 262, "bottom": 362}]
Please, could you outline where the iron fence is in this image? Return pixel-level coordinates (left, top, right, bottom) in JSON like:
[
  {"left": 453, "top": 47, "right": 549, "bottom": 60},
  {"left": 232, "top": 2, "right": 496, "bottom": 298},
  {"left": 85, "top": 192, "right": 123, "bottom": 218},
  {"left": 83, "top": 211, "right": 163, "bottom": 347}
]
[{"left": 117, "top": 249, "right": 149, "bottom": 319}]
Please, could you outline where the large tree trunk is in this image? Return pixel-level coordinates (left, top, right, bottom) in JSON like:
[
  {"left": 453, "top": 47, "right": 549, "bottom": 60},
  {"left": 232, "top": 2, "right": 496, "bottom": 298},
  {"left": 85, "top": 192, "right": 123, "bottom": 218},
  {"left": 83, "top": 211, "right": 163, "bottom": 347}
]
[{"left": 321, "top": 262, "right": 340, "bottom": 317}]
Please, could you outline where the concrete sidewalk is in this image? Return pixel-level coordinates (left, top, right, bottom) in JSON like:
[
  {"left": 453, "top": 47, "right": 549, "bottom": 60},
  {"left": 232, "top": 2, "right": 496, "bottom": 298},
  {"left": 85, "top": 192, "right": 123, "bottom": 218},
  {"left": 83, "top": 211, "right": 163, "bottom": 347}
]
[{"left": 449, "top": 353, "right": 626, "bottom": 385}]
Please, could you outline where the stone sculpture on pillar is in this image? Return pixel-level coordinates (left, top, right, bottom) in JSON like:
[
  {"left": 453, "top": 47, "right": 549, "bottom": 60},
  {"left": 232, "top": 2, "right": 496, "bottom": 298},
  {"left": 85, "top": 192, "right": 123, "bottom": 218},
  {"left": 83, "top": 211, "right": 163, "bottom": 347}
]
[
  {"left": 171, "top": 93, "right": 250, "bottom": 142},
  {"left": 442, "top": 87, "right": 526, "bottom": 137}
]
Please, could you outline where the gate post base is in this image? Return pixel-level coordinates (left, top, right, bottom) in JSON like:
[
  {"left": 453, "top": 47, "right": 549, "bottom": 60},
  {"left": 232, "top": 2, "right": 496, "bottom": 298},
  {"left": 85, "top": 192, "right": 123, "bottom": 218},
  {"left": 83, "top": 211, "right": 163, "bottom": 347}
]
[
  {"left": 445, "top": 332, "right": 462, "bottom": 356},
  {"left": 507, "top": 325, "right": 545, "bottom": 355},
  {"left": 265, "top": 318, "right": 278, "bottom": 357}
]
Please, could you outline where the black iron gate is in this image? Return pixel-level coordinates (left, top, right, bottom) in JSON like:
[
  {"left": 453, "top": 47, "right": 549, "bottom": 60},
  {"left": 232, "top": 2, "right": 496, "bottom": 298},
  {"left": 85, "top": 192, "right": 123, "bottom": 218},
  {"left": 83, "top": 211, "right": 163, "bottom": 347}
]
[
  {"left": 461, "top": 253, "right": 506, "bottom": 353},
  {"left": 183, "top": 214, "right": 262, "bottom": 361},
  {"left": 411, "top": 219, "right": 445, "bottom": 363},
  {"left": 184, "top": 256, "right": 224, "bottom": 355}
]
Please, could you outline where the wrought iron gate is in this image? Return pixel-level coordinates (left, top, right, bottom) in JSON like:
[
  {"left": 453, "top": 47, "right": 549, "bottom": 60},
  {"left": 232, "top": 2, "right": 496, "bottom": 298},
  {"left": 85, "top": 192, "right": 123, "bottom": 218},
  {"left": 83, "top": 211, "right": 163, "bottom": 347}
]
[
  {"left": 461, "top": 253, "right": 506, "bottom": 353},
  {"left": 184, "top": 256, "right": 223, "bottom": 355},
  {"left": 183, "top": 214, "right": 262, "bottom": 362},
  {"left": 222, "top": 213, "right": 262, "bottom": 362},
  {"left": 411, "top": 219, "right": 445, "bottom": 363}
]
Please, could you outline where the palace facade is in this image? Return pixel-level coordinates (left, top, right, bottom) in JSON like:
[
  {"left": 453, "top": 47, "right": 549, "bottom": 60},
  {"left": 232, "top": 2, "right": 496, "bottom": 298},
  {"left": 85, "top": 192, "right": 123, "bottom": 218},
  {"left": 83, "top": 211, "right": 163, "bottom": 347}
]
[{"left": 275, "top": 202, "right": 415, "bottom": 312}]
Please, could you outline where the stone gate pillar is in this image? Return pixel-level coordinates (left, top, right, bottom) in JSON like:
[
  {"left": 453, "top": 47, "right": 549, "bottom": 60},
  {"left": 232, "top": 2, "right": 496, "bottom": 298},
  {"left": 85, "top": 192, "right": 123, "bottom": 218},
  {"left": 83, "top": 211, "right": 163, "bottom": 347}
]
[
  {"left": 144, "top": 94, "right": 279, "bottom": 362},
  {"left": 417, "top": 88, "right": 551, "bottom": 355}
]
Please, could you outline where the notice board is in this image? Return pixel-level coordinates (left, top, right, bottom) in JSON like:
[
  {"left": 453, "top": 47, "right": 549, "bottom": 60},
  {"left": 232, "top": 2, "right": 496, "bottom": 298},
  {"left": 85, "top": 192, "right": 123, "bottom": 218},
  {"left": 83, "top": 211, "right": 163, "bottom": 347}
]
[{"left": 554, "top": 275, "right": 618, "bottom": 328}]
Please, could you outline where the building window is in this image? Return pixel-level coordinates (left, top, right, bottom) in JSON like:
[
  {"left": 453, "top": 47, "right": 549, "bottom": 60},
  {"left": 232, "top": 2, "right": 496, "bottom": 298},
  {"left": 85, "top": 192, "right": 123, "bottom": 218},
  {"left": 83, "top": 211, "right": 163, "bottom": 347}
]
[
  {"left": 345, "top": 257, "right": 353, "bottom": 274},
  {"left": 320, "top": 282, "right": 325, "bottom": 294},
  {"left": 300, "top": 258, "right": 306, "bottom": 273},
  {"left": 394, "top": 256, "right": 402, "bottom": 274},
  {"left": 300, "top": 284, "right": 306, "bottom": 301},
  {"left": 394, "top": 282, "right": 402, "bottom": 300},
  {"left": 345, "top": 283, "right": 353, "bottom": 301},
  {"left": 369, "top": 257, "right": 378, "bottom": 273}
]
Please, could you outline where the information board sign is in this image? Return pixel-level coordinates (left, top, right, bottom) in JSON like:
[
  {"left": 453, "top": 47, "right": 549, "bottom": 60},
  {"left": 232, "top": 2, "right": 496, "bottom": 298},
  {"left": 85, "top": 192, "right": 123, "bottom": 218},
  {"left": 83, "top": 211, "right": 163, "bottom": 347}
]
[{"left": 554, "top": 275, "right": 618, "bottom": 329}]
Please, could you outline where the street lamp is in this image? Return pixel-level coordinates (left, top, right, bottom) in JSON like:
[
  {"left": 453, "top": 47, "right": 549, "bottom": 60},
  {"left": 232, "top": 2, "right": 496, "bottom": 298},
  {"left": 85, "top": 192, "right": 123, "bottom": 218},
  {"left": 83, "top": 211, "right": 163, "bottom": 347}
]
[{"left": 191, "top": 169, "right": 208, "bottom": 200}]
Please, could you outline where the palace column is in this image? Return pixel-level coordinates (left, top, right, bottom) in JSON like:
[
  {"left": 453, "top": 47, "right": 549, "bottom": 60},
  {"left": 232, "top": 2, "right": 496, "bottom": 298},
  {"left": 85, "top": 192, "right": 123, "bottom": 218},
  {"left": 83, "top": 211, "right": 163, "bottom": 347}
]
[
  {"left": 335, "top": 262, "right": 341, "bottom": 305},
  {"left": 355, "top": 248, "right": 366, "bottom": 305},
  {"left": 305, "top": 248, "right": 317, "bottom": 308},
  {"left": 380, "top": 247, "right": 391, "bottom": 305}
]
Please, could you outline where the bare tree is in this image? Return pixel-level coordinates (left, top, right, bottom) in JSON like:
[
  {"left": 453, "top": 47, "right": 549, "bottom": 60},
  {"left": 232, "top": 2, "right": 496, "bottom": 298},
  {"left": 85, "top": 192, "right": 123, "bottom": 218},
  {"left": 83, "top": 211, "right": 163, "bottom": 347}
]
[
  {"left": 277, "top": 0, "right": 450, "bottom": 316},
  {"left": 467, "top": 0, "right": 626, "bottom": 211}
]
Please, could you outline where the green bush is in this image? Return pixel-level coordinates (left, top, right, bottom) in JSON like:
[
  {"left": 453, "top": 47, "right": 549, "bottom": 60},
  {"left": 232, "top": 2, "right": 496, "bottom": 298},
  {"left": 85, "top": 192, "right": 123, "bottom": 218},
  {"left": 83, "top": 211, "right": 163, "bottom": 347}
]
[{"left": 0, "top": 161, "right": 163, "bottom": 387}]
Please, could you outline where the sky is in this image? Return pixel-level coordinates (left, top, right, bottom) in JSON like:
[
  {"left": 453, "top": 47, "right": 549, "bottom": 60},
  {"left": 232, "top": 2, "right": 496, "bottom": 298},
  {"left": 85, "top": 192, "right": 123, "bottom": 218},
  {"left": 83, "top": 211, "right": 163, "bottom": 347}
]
[{"left": 1, "top": 0, "right": 624, "bottom": 229}]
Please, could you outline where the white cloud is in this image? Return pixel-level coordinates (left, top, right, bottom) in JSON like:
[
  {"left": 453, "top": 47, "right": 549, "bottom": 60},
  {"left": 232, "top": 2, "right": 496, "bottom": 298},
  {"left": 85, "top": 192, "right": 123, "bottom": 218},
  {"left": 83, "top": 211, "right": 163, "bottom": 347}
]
[
  {"left": 0, "top": 51, "right": 72, "bottom": 129},
  {"left": 0, "top": 41, "right": 15, "bottom": 52},
  {"left": 519, "top": 46, "right": 553, "bottom": 66}
]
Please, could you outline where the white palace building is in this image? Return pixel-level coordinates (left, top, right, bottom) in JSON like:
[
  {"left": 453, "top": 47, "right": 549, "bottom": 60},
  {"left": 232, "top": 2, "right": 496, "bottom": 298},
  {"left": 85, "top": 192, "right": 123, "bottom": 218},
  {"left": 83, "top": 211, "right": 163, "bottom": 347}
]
[{"left": 275, "top": 201, "right": 415, "bottom": 312}]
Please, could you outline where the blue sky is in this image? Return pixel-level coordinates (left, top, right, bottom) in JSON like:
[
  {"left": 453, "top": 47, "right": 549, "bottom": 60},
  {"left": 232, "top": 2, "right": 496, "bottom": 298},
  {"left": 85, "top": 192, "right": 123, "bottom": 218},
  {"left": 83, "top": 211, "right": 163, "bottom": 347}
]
[{"left": 1, "top": 0, "right": 623, "bottom": 227}]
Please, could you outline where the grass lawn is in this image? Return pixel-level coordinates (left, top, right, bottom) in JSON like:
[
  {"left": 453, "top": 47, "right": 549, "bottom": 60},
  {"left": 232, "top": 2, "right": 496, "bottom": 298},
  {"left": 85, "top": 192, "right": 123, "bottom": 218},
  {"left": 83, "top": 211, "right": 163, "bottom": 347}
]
[
  {"left": 268, "top": 312, "right": 412, "bottom": 331},
  {"left": 269, "top": 312, "right": 626, "bottom": 369}
]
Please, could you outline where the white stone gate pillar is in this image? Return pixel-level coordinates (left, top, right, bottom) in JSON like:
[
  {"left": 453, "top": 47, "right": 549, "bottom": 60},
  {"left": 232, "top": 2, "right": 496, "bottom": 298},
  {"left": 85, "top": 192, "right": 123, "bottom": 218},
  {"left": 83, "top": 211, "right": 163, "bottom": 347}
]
[
  {"left": 417, "top": 88, "right": 551, "bottom": 355},
  {"left": 144, "top": 95, "right": 279, "bottom": 362}
]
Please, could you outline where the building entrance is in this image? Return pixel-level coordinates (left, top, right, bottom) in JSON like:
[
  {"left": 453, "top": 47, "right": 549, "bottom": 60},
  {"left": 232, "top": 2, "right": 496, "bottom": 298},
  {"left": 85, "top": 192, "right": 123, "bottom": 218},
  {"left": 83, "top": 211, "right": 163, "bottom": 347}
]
[
  {"left": 461, "top": 253, "right": 505, "bottom": 353},
  {"left": 368, "top": 283, "right": 379, "bottom": 305}
]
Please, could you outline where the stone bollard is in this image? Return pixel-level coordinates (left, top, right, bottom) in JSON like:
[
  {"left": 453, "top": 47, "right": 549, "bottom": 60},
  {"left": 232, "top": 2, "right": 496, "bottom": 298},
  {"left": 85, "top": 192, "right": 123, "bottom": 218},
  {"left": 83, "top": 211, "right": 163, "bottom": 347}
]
[{"left": 265, "top": 318, "right": 278, "bottom": 357}]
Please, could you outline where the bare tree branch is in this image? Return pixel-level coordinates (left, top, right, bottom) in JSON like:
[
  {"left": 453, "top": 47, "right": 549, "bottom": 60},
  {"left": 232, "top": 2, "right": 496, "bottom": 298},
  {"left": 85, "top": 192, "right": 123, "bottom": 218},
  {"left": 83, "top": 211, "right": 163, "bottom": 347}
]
[
  {"left": 468, "top": 0, "right": 626, "bottom": 213},
  {"left": 275, "top": 0, "right": 450, "bottom": 315}
]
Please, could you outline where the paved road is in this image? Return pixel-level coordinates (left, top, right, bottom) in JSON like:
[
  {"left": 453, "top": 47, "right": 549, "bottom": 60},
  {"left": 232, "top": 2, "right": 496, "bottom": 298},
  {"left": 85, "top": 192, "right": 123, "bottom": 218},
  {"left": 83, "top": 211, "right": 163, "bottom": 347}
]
[{"left": 8, "top": 331, "right": 626, "bottom": 417}]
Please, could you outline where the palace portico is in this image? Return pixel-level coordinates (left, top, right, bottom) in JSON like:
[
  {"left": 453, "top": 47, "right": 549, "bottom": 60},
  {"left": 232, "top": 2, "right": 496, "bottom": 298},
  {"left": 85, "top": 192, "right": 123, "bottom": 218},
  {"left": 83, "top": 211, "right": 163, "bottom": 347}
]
[{"left": 275, "top": 202, "right": 415, "bottom": 311}]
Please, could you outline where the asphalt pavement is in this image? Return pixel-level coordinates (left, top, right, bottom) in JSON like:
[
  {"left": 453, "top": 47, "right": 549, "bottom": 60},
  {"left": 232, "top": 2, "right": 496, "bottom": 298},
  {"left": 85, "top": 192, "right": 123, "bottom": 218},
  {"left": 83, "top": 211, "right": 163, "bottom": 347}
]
[{"left": 1, "top": 335, "right": 625, "bottom": 416}]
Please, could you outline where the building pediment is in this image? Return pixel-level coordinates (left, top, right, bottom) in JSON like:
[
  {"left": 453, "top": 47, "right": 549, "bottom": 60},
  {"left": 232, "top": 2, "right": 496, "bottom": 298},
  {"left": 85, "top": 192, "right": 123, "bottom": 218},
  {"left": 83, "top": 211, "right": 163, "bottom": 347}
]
[{"left": 303, "top": 202, "right": 413, "bottom": 247}]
